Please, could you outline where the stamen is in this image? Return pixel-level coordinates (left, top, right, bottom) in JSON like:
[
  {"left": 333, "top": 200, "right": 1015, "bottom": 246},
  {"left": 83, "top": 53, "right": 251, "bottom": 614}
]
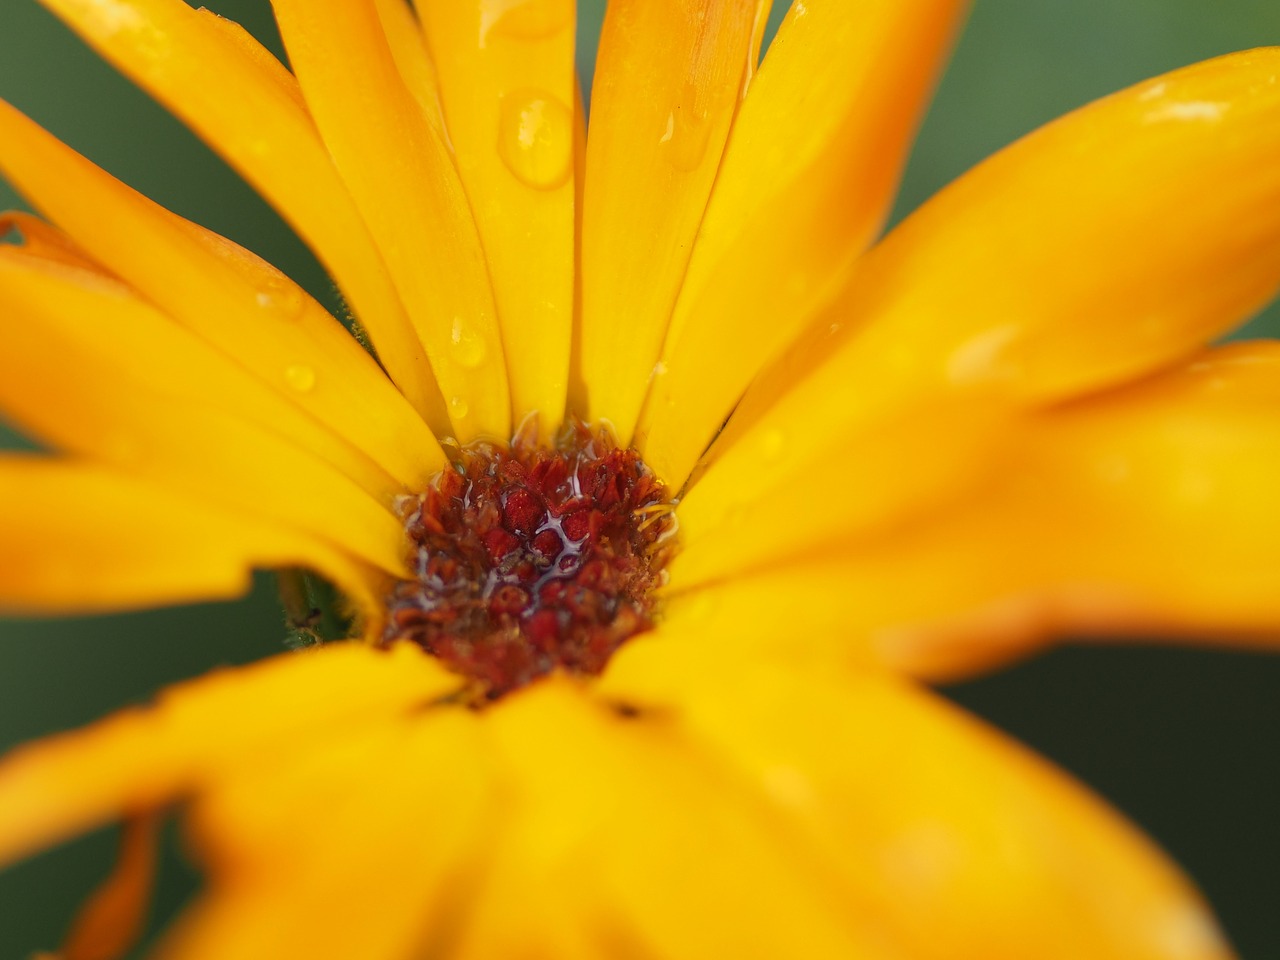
[
  {"left": 635, "top": 503, "right": 677, "bottom": 534},
  {"left": 382, "top": 419, "right": 676, "bottom": 702}
]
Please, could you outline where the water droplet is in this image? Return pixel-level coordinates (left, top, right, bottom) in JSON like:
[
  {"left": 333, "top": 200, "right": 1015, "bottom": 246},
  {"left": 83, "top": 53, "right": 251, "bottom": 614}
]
[
  {"left": 1137, "top": 80, "right": 1168, "bottom": 102},
  {"left": 677, "top": 590, "right": 719, "bottom": 624},
  {"left": 285, "top": 364, "right": 316, "bottom": 393},
  {"left": 1097, "top": 456, "right": 1131, "bottom": 484},
  {"left": 449, "top": 396, "right": 471, "bottom": 420},
  {"left": 946, "top": 324, "right": 1021, "bottom": 385},
  {"left": 450, "top": 316, "right": 489, "bottom": 369},
  {"left": 105, "top": 432, "right": 141, "bottom": 463},
  {"left": 1145, "top": 99, "right": 1228, "bottom": 124},
  {"left": 498, "top": 90, "right": 573, "bottom": 190},
  {"left": 762, "top": 765, "right": 816, "bottom": 810},
  {"left": 482, "top": 0, "right": 572, "bottom": 42},
  {"left": 660, "top": 82, "right": 714, "bottom": 172},
  {"left": 255, "top": 276, "right": 306, "bottom": 321},
  {"left": 98, "top": 0, "right": 165, "bottom": 55},
  {"left": 759, "top": 428, "right": 786, "bottom": 462},
  {"left": 722, "top": 502, "right": 748, "bottom": 532}
]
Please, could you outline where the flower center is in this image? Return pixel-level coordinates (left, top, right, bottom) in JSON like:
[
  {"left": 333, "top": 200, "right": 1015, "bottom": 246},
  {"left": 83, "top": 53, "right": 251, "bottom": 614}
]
[{"left": 382, "top": 420, "right": 677, "bottom": 701}]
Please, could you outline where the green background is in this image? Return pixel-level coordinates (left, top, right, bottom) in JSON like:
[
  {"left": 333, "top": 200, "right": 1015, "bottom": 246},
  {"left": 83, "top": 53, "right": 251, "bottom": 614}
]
[{"left": 2, "top": 0, "right": 1279, "bottom": 956}]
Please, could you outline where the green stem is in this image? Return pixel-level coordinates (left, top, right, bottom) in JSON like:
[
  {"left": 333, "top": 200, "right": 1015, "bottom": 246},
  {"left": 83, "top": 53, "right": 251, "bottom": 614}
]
[{"left": 276, "top": 568, "right": 322, "bottom": 649}]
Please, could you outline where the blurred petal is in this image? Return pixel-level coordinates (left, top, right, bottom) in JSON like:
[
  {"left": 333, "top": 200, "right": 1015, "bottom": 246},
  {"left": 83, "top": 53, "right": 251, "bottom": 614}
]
[
  {"left": 0, "top": 99, "right": 446, "bottom": 489},
  {"left": 638, "top": 0, "right": 968, "bottom": 487},
  {"left": 62, "top": 815, "right": 158, "bottom": 960},
  {"left": 482, "top": 681, "right": 890, "bottom": 958},
  {"left": 0, "top": 456, "right": 376, "bottom": 616},
  {"left": 668, "top": 379, "right": 1006, "bottom": 590},
  {"left": 0, "top": 251, "right": 404, "bottom": 500},
  {"left": 578, "top": 0, "right": 758, "bottom": 439},
  {"left": 867, "top": 339, "right": 1280, "bottom": 678},
  {"left": 601, "top": 649, "right": 1233, "bottom": 960},
  {"left": 0, "top": 271, "right": 409, "bottom": 575},
  {"left": 417, "top": 0, "right": 577, "bottom": 435},
  {"left": 689, "top": 48, "right": 1280, "bottom": 534},
  {"left": 163, "top": 712, "right": 492, "bottom": 960},
  {"left": 33, "top": 0, "right": 446, "bottom": 422},
  {"left": 0, "top": 643, "right": 457, "bottom": 870},
  {"left": 666, "top": 343, "right": 1280, "bottom": 681},
  {"left": 271, "top": 0, "right": 511, "bottom": 441}
]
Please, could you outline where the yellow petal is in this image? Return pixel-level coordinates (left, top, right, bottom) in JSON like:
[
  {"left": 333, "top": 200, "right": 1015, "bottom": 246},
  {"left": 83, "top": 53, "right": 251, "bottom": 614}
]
[
  {"left": 34, "top": 0, "right": 445, "bottom": 422},
  {"left": 0, "top": 210, "right": 106, "bottom": 274},
  {"left": 741, "top": 0, "right": 774, "bottom": 96},
  {"left": 482, "top": 680, "right": 889, "bottom": 958},
  {"left": 0, "top": 456, "right": 376, "bottom": 616},
  {"left": 0, "top": 250, "right": 404, "bottom": 500},
  {"left": 578, "top": 0, "right": 759, "bottom": 440},
  {"left": 670, "top": 393, "right": 1007, "bottom": 588},
  {"left": 0, "top": 99, "right": 446, "bottom": 489},
  {"left": 271, "top": 0, "right": 511, "bottom": 442},
  {"left": 865, "top": 339, "right": 1280, "bottom": 679},
  {"left": 667, "top": 342, "right": 1280, "bottom": 682},
  {"left": 686, "top": 48, "right": 1280, "bottom": 542},
  {"left": 0, "top": 643, "right": 457, "bottom": 870},
  {"left": 601, "top": 651, "right": 1233, "bottom": 960},
  {"left": 565, "top": 79, "right": 589, "bottom": 418},
  {"left": 0, "top": 291, "right": 409, "bottom": 575},
  {"left": 371, "top": 0, "right": 446, "bottom": 136},
  {"left": 61, "top": 814, "right": 158, "bottom": 960},
  {"left": 163, "top": 711, "right": 492, "bottom": 960},
  {"left": 638, "top": 0, "right": 969, "bottom": 487},
  {"left": 416, "top": 0, "right": 578, "bottom": 436},
  {"left": 448, "top": 839, "right": 602, "bottom": 960}
]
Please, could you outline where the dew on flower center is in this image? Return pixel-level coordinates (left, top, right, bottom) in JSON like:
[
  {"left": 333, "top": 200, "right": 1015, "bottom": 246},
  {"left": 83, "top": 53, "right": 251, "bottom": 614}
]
[{"left": 382, "top": 419, "right": 677, "bottom": 702}]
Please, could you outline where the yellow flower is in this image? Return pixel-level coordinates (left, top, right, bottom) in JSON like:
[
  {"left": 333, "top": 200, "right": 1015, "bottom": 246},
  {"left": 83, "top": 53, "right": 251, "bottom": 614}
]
[{"left": 1, "top": 0, "right": 1279, "bottom": 957}]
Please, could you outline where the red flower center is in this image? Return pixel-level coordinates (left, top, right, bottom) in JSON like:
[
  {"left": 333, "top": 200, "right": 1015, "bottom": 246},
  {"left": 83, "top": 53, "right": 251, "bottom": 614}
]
[{"left": 382, "top": 420, "right": 677, "bottom": 701}]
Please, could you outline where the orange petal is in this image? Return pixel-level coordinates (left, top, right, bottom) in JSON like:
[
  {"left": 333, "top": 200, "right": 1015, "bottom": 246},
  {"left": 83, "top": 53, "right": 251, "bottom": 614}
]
[
  {"left": 271, "top": 0, "right": 511, "bottom": 441},
  {"left": 61, "top": 814, "right": 159, "bottom": 960},
  {"left": 577, "top": 0, "right": 759, "bottom": 439},
  {"left": 666, "top": 341, "right": 1280, "bottom": 682},
  {"left": 0, "top": 279, "right": 409, "bottom": 577},
  {"left": 0, "top": 643, "right": 457, "bottom": 871},
  {"left": 480, "top": 680, "right": 886, "bottom": 958},
  {"left": 0, "top": 99, "right": 446, "bottom": 490},
  {"left": 10, "top": 399, "right": 406, "bottom": 577},
  {"left": 863, "top": 339, "right": 1280, "bottom": 679},
  {"left": 416, "top": 0, "right": 578, "bottom": 435},
  {"left": 34, "top": 0, "right": 445, "bottom": 422},
  {"left": 0, "top": 250, "right": 404, "bottom": 500},
  {"left": 0, "top": 456, "right": 377, "bottom": 616},
  {"left": 160, "top": 710, "right": 492, "bottom": 960},
  {"left": 0, "top": 210, "right": 107, "bottom": 274},
  {"left": 371, "top": 0, "right": 446, "bottom": 136},
  {"left": 741, "top": 0, "right": 775, "bottom": 96},
  {"left": 637, "top": 0, "right": 969, "bottom": 487},
  {"left": 690, "top": 48, "right": 1280, "bottom": 534},
  {"left": 601, "top": 650, "right": 1233, "bottom": 960},
  {"left": 669, "top": 393, "right": 1007, "bottom": 589}
]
